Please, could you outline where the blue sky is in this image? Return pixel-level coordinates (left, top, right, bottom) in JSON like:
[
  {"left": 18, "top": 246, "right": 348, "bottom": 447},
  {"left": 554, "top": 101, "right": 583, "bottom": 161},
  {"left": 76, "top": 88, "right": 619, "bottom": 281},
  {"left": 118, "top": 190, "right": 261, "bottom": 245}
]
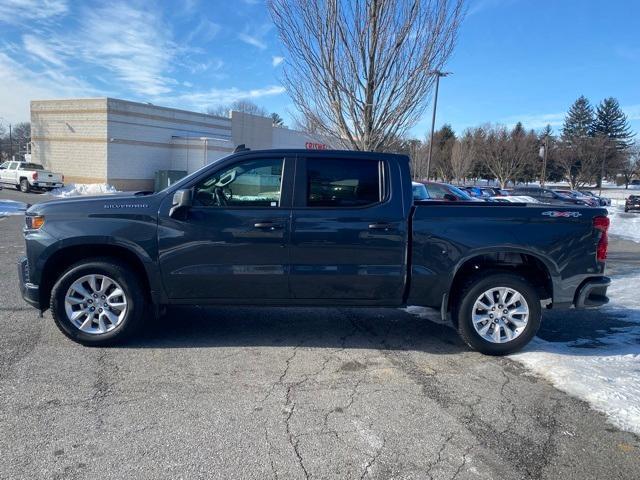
[{"left": 0, "top": 0, "right": 638, "bottom": 139}]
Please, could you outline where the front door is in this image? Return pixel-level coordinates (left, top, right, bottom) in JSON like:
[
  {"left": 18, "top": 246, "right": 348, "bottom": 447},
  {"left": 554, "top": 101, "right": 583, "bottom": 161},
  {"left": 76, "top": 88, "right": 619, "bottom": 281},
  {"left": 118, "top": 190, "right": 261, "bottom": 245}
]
[
  {"left": 289, "top": 155, "right": 408, "bottom": 305},
  {"left": 158, "top": 156, "right": 293, "bottom": 301}
]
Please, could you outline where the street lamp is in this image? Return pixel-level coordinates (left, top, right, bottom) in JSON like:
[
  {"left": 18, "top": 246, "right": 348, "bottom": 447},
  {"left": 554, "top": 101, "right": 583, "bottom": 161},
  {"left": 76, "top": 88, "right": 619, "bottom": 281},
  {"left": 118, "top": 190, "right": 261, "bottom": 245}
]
[{"left": 426, "top": 70, "right": 451, "bottom": 180}]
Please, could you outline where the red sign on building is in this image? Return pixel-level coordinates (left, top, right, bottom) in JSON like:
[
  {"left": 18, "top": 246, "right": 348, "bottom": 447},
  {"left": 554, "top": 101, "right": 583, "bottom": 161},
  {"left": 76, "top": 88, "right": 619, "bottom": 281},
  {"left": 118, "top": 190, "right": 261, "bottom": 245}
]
[{"left": 305, "top": 142, "right": 328, "bottom": 150}]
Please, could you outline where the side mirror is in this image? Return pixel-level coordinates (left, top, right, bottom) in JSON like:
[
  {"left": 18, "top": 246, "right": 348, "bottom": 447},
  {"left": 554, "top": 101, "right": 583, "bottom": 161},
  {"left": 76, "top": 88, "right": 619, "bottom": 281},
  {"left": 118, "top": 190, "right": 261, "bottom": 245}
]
[
  {"left": 169, "top": 189, "right": 193, "bottom": 219},
  {"left": 443, "top": 193, "right": 457, "bottom": 202}
]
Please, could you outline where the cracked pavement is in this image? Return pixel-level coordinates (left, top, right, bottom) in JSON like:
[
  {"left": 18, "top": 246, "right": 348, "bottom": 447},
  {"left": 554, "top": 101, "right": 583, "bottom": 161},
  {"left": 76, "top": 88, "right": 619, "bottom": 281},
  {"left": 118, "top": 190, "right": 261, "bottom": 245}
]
[{"left": 1, "top": 189, "right": 639, "bottom": 479}]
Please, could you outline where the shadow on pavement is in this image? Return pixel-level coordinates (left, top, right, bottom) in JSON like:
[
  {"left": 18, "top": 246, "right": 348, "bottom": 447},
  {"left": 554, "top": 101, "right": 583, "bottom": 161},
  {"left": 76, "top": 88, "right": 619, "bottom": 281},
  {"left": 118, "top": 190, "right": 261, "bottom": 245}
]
[{"left": 123, "top": 305, "right": 468, "bottom": 354}]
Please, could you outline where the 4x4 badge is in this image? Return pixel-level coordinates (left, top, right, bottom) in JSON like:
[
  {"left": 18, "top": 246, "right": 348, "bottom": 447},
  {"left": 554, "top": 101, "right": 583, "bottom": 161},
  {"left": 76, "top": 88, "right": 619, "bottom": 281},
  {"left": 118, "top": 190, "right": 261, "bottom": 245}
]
[{"left": 542, "top": 211, "right": 582, "bottom": 218}]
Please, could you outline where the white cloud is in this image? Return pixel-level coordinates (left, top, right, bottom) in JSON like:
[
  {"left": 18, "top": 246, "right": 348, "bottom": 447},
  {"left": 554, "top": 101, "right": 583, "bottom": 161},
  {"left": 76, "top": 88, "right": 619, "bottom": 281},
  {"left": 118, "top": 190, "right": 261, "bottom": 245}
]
[
  {"left": 78, "top": 2, "right": 176, "bottom": 96},
  {"left": 272, "top": 56, "right": 284, "bottom": 67},
  {"left": 0, "top": 52, "right": 97, "bottom": 123},
  {"left": 238, "top": 32, "right": 267, "bottom": 50},
  {"left": 186, "top": 18, "right": 221, "bottom": 43},
  {"left": 238, "top": 24, "right": 272, "bottom": 50},
  {"left": 23, "top": 34, "right": 65, "bottom": 66},
  {"left": 174, "top": 85, "right": 286, "bottom": 109},
  {"left": 0, "top": 0, "right": 68, "bottom": 24},
  {"left": 501, "top": 112, "right": 565, "bottom": 130}
]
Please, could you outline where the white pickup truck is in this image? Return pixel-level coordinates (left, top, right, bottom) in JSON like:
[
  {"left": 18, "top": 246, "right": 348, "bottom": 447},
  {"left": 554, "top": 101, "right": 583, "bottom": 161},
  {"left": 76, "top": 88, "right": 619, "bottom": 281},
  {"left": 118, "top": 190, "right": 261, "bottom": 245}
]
[{"left": 0, "top": 161, "right": 64, "bottom": 193}]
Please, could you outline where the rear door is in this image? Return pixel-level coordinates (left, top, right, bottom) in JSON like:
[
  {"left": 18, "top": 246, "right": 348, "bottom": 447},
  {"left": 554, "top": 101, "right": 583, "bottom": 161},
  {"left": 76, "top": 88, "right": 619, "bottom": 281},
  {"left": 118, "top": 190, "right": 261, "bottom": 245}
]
[{"left": 288, "top": 155, "right": 408, "bottom": 304}]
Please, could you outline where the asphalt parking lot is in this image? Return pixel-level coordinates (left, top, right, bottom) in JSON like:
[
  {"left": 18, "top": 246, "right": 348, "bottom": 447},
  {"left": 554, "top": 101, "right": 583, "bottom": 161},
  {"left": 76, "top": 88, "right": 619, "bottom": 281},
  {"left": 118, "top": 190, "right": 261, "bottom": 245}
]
[{"left": 1, "top": 189, "right": 639, "bottom": 480}]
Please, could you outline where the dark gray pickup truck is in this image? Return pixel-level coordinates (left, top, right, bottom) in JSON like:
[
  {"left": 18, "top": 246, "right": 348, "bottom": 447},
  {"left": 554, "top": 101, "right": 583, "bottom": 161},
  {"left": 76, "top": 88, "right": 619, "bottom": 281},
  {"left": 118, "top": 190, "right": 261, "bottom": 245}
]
[{"left": 19, "top": 149, "right": 611, "bottom": 354}]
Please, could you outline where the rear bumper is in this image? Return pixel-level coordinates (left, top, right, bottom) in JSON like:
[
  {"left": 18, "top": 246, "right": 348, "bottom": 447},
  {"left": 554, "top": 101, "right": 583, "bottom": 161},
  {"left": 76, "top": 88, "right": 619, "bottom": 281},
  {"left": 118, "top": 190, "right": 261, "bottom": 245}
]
[
  {"left": 574, "top": 276, "right": 611, "bottom": 309},
  {"left": 18, "top": 256, "right": 40, "bottom": 309},
  {"left": 32, "top": 182, "right": 63, "bottom": 189}
]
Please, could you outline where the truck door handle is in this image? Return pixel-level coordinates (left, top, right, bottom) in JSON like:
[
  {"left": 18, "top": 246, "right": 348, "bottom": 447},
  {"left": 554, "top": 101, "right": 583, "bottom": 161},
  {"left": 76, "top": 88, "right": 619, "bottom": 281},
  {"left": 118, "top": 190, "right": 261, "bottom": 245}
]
[
  {"left": 254, "top": 222, "right": 283, "bottom": 230},
  {"left": 368, "top": 222, "right": 393, "bottom": 231}
]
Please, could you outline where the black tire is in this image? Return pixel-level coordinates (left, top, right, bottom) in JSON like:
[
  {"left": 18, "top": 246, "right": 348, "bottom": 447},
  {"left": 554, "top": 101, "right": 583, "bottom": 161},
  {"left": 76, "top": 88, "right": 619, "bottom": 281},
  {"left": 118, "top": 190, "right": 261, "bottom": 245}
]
[
  {"left": 50, "top": 258, "right": 146, "bottom": 346},
  {"left": 20, "top": 179, "right": 30, "bottom": 193},
  {"left": 453, "top": 272, "right": 541, "bottom": 355},
  {"left": 624, "top": 208, "right": 629, "bottom": 213}
]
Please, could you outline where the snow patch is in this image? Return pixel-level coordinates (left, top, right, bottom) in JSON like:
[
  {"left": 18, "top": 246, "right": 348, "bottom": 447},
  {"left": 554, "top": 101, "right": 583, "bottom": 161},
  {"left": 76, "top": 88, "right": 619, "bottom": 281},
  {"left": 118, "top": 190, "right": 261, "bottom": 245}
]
[
  {"left": 0, "top": 199, "right": 28, "bottom": 216},
  {"left": 48, "top": 183, "right": 119, "bottom": 198},
  {"left": 608, "top": 206, "right": 640, "bottom": 243},
  {"left": 511, "top": 275, "right": 640, "bottom": 436}
]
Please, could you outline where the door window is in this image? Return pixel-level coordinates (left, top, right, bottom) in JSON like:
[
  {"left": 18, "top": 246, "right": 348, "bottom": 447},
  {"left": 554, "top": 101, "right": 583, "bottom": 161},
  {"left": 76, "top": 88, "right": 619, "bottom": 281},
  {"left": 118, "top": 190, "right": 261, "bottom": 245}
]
[
  {"left": 306, "top": 158, "right": 382, "bottom": 207},
  {"left": 193, "top": 158, "right": 284, "bottom": 207}
]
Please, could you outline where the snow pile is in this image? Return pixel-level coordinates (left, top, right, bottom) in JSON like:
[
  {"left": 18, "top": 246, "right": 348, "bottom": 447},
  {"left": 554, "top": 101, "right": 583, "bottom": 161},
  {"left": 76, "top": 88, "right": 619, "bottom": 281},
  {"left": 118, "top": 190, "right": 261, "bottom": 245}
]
[
  {"left": 511, "top": 275, "right": 640, "bottom": 436},
  {"left": 0, "top": 199, "right": 28, "bottom": 216},
  {"left": 49, "top": 183, "right": 119, "bottom": 197},
  {"left": 607, "top": 206, "right": 640, "bottom": 243}
]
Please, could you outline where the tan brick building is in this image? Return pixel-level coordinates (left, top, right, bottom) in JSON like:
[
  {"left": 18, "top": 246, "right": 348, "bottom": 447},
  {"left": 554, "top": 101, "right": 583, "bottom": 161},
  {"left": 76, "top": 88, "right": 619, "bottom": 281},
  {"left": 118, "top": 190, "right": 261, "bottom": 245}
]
[{"left": 31, "top": 98, "right": 326, "bottom": 190}]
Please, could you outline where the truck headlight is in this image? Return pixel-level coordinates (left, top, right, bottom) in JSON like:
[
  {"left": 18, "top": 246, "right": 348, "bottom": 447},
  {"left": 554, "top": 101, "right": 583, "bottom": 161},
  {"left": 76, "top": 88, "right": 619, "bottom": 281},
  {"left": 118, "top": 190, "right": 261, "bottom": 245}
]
[{"left": 26, "top": 215, "right": 45, "bottom": 230}]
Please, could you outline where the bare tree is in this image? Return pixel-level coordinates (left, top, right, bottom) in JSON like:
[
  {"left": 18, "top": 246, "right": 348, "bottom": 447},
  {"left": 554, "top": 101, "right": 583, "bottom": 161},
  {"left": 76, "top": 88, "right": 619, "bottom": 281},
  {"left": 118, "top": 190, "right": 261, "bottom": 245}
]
[
  {"left": 556, "top": 136, "right": 606, "bottom": 189},
  {"left": 450, "top": 132, "right": 475, "bottom": 184},
  {"left": 619, "top": 142, "right": 640, "bottom": 189},
  {"left": 474, "top": 125, "right": 536, "bottom": 189},
  {"left": 409, "top": 139, "right": 427, "bottom": 180},
  {"left": 268, "top": 0, "right": 465, "bottom": 151},
  {"left": 207, "top": 100, "right": 269, "bottom": 118}
]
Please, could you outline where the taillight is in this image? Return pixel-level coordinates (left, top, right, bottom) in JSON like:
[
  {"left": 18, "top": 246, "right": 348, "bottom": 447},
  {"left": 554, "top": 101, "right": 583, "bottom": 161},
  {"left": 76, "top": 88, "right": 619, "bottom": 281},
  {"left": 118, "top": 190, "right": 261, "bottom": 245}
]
[
  {"left": 593, "top": 216, "right": 609, "bottom": 262},
  {"left": 32, "top": 172, "right": 38, "bottom": 181},
  {"left": 61, "top": 174, "right": 64, "bottom": 182}
]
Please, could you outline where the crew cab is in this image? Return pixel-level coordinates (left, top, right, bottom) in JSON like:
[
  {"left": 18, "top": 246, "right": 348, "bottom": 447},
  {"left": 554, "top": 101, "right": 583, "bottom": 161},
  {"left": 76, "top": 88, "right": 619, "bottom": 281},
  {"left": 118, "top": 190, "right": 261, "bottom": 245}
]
[
  {"left": 18, "top": 149, "right": 611, "bottom": 355},
  {"left": 0, "top": 161, "right": 64, "bottom": 192}
]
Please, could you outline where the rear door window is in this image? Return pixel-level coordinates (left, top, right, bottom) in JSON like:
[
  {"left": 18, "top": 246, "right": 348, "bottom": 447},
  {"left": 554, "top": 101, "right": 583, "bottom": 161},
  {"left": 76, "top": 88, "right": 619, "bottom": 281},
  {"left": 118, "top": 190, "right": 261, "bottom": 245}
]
[{"left": 306, "top": 158, "right": 382, "bottom": 207}]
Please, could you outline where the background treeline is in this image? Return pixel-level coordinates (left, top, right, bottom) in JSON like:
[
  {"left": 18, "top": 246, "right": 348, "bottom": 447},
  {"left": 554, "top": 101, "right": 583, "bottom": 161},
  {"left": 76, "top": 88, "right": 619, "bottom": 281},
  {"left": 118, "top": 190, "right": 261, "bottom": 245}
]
[
  {"left": 404, "top": 96, "right": 638, "bottom": 189},
  {"left": 0, "top": 122, "right": 31, "bottom": 161}
]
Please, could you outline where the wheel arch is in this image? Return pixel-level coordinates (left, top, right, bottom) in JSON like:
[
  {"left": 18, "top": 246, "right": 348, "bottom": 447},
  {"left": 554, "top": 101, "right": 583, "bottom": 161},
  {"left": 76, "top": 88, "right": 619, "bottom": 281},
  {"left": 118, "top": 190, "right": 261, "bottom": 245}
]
[
  {"left": 39, "top": 242, "right": 158, "bottom": 312},
  {"left": 446, "top": 249, "right": 556, "bottom": 322}
]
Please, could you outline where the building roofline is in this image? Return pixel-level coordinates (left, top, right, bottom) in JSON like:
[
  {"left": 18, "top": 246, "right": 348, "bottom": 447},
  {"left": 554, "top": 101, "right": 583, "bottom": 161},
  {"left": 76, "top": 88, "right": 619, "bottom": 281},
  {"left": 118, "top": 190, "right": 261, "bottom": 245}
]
[{"left": 30, "top": 97, "right": 230, "bottom": 122}]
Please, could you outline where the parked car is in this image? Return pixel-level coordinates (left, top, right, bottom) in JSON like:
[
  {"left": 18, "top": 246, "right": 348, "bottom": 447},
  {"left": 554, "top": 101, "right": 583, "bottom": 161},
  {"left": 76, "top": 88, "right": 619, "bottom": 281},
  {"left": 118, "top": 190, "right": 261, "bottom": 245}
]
[
  {"left": 490, "top": 195, "right": 540, "bottom": 204},
  {"left": 481, "top": 186, "right": 509, "bottom": 197},
  {"left": 554, "top": 190, "right": 599, "bottom": 207},
  {"left": 19, "top": 149, "right": 611, "bottom": 355},
  {"left": 422, "top": 182, "right": 484, "bottom": 202},
  {"left": 412, "top": 182, "right": 429, "bottom": 201},
  {"left": 0, "top": 161, "right": 64, "bottom": 192},
  {"left": 580, "top": 190, "right": 611, "bottom": 206},
  {"left": 625, "top": 195, "right": 640, "bottom": 213},
  {"left": 513, "top": 187, "right": 591, "bottom": 206}
]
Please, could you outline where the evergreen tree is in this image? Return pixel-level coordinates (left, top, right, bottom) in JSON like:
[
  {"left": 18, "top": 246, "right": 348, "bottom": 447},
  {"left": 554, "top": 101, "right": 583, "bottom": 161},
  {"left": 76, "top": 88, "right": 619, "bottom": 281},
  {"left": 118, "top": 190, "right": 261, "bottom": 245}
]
[
  {"left": 591, "top": 97, "right": 633, "bottom": 150},
  {"left": 561, "top": 96, "right": 594, "bottom": 141}
]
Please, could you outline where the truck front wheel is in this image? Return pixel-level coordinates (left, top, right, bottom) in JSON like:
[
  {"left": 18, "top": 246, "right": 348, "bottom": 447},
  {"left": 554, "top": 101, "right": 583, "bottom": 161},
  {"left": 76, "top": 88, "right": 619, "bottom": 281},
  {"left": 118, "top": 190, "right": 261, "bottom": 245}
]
[
  {"left": 453, "top": 273, "right": 541, "bottom": 355},
  {"left": 50, "top": 258, "right": 146, "bottom": 346}
]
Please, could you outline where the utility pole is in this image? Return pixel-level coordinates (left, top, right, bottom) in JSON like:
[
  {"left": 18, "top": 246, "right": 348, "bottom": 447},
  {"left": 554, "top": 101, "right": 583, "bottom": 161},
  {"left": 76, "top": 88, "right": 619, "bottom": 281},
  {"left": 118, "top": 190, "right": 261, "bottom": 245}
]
[
  {"left": 9, "top": 123, "right": 13, "bottom": 160},
  {"left": 540, "top": 134, "right": 548, "bottom": 187},
  {"left": 426, "top": 70, "right": 451, "bottom": 180}
]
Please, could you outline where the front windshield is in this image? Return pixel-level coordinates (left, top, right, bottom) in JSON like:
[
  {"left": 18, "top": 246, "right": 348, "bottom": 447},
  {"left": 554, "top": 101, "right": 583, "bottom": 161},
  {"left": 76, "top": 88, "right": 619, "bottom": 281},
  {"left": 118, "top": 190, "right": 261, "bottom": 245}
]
[{"left": 447, "top": 185, "right": 473, "bottom": 200}]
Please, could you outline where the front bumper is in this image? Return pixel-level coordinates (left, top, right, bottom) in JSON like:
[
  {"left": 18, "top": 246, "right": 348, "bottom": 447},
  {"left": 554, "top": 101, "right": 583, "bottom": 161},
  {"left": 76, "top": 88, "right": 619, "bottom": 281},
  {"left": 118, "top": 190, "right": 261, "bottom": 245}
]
[
  {"left": 18, "top": 256, "right": 40, "bottom": 309},
  {"left": 574, "top": 276, "right": 611, "bottom": 308}
]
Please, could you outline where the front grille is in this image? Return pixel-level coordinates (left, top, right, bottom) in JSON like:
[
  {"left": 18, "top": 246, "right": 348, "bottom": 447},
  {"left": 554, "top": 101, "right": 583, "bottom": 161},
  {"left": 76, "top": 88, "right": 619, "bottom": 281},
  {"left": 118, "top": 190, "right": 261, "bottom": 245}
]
[{"left": 21, "top": 257, "right": 30, "bottom": 283}]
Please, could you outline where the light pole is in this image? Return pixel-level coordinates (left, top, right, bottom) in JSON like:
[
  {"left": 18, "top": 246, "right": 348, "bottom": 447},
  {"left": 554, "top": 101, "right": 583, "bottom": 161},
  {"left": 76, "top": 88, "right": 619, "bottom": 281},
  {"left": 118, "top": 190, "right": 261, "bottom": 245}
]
[
  {"left": 426, "top": 70, "right": 451, "bottom": 180},
  {"left": 539, "top": 135, "right": 548, "bottom": 187}
]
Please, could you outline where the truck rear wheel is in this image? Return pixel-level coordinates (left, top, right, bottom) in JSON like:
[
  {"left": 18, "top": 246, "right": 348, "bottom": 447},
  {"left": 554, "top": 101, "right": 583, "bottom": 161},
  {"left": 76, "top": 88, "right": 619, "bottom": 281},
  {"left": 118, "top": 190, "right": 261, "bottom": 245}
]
[
  {"left": 20, "top": 179, "right": 30, "bottom": 193},
  {"left": 50, "top": 258, "right": 146, "bottom": 346},
  {"left": 453, "top": 272, "right": 541, "bottom": 355}
]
